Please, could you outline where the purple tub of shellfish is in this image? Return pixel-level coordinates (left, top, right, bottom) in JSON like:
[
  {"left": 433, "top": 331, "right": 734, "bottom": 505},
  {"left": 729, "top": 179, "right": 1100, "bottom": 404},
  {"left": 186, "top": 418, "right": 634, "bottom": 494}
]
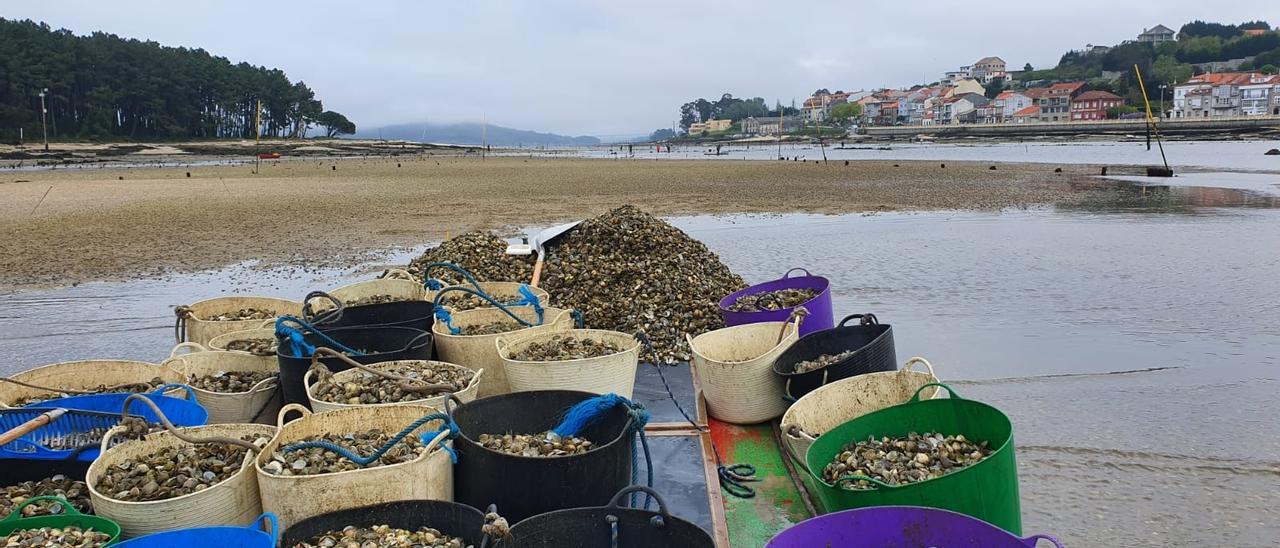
[
  {"left": 767, "top": 506, "right": 1063, "bottom": 548},
  {"left": 719, "top": 268, "right": 834, "bottom": 336}
]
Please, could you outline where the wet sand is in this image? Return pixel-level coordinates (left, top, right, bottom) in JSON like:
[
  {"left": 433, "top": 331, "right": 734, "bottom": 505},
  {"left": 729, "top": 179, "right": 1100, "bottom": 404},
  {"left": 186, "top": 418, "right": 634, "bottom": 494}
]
[{"left": 0, "top": 156, "right": 1113, "bottom": 291}]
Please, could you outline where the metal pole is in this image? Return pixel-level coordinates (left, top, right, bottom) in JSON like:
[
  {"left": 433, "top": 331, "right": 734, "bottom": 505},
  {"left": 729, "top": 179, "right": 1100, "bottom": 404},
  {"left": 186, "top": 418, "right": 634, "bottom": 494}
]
[{"left": 39, "top": 89, "right": 48, "bottom": 151}]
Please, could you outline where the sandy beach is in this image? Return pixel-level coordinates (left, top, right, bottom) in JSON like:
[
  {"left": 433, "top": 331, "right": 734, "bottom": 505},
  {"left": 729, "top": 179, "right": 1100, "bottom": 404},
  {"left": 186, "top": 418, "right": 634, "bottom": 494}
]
[{"left": 0, "top": 155, "right": 1115, "bottom": 291}]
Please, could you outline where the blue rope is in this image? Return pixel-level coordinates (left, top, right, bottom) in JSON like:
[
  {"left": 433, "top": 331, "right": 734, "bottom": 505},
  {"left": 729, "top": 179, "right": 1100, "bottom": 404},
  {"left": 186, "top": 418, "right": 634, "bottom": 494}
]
[
  {"left": 281, "top": 412, "right": 459, "bottom": 467},
  {"left": 423, "top": 262, "right": 484, "bottom": 292},
  {"left": 274, "top": 316, "right": 364, "bottom": 358},
  {"left": 551, "top": 394, "right": 654, "bottom": 509}
]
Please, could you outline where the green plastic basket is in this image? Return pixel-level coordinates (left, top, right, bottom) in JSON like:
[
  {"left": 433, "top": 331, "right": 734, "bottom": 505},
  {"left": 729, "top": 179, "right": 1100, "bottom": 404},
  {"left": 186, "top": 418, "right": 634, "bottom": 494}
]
[
  {"left": 804, "top": 383, "right": 1022, "bottom": 534},
  {"left": 0, "top": 495, "right": 122, "bottom": 545}
]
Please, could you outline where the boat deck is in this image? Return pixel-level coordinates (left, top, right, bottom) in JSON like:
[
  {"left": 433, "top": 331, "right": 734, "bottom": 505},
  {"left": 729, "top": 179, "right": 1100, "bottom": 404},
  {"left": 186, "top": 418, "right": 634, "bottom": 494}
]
[{"left": 632, "top": 362, "right": 813, "bottom": 547}]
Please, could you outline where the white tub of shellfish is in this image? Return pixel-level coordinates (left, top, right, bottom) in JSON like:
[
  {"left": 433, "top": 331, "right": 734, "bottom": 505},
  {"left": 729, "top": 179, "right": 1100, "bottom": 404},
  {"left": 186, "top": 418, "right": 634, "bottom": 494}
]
[{"left": 496, "top": 329, "right": 640, "bottom": 398}]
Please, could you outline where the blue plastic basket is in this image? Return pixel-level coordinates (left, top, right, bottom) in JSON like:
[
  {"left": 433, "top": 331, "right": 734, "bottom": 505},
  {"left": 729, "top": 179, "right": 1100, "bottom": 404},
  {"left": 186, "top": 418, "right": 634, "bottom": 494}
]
[
  {"left": 8, "top": 385, "right": 209, "bottom": 461},
  {"left": 0, "top": 407, "right": 130, "bottom": 461},
  {"left": 113, "top": 512, "right": 277, "bottom": 547}
]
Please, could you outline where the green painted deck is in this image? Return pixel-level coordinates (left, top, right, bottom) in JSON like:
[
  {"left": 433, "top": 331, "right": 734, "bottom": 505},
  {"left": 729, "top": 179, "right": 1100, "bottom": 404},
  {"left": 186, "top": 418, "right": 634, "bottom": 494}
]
[{"left": 710, "top": 418, "right": 813, "bottom": 547}]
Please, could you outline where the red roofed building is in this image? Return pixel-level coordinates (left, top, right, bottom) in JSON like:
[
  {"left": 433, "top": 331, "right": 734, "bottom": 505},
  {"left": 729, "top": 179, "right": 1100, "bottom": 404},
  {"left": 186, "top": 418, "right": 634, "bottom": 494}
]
[
  {"left": 1172, "top": 72, "right": 1279, "bottom": 117},
  {"left": 1012, "top": 104, "right": 1040, "bottom": 124},
  {"left": 1036, "top": 82, "right": 1087, "bottom": 122},
  {"left": 1070, "top": 90, "right": 1125, "bottom": 120}
]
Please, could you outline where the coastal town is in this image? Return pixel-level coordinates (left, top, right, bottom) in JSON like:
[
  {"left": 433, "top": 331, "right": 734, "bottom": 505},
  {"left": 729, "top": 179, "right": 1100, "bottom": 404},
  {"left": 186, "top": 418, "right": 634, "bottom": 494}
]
[{"left": 679, "top": 21, "right": 1280, "bottom": 140}]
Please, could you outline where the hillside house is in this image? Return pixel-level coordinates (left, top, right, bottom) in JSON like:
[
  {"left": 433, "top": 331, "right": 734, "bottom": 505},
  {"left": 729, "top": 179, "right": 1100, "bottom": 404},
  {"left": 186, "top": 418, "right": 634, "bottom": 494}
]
[
  {"left": 994, "top": 90, "right": 1033, "bottom": 118},
  {"left": 972, "top": 56, "right": 1008, "bottom": 84},
  {"left": 1137, "top": 24, "right": 1175, "bottom": 43},
  {"left": 1012, "top": 105, "right": 1040, "bottom": 123},
  {"left": 688, "top": 119, "right": 733, "bottom": 134},
  {"left": 741, "top": 115, "right": 802, "bottom": 135}
]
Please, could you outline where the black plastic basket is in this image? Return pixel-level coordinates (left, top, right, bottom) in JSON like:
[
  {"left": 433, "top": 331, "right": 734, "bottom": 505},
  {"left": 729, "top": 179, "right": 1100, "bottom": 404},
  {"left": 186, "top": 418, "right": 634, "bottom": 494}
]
[{"left": 772, "top": 313, "right": 897, "bottom": 400}]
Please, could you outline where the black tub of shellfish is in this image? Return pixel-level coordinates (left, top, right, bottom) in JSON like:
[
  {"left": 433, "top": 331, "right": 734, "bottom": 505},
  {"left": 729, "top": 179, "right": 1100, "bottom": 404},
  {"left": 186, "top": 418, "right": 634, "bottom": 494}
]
[
  {"left": 304, "top": 291, "right": 436, "bottom": 336},
  {"left": 772, "top": 313, "right": 897, "bottom": 400},
  {"left": 452, "top": 390, "right": 633, "bottom": 524},
  {"left": 275, "top": 326, "right": 434, "bottom": 408},
  {"left": 280, "top": 500, "right": 487, "bottom": 546},
  {"left": 0, "top": 456, "right": 91, "bottom": 485},
  {"left": 505, "top": 486, "right": 713, "bottom": 548}
]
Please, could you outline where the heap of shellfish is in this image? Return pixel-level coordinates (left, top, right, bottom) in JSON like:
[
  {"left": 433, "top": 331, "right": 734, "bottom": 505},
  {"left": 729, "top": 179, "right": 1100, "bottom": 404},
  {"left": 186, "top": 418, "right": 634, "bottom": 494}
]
[
  {"left": 296, "top": 524, "right": 468, "bottom": 548},
  {"left": 407, "top": 231, "right": 534, "bottom": 284},
  {"left": 821, "top": 432, "right": 992, "bottom": 489},
  {"left": 95, "top": 434, "right": 271, "bottom": 502},
  {"left": 439, "top": 291, "right": 525, "bottom": 311},
  {"left": 0, "top": 476, "right": 92, "bottom": 516},
  {"left": 310, "top": 363, "right": 473, "bottom": 405},
  {"left": 405, "top": 206, "right": 746, "bottom": 363},
  {"left": 261, "top": 430, "right": 429, "bottom": 476},
  {"left": 344, "top": 294, "right": 407, "bottom": 306}
]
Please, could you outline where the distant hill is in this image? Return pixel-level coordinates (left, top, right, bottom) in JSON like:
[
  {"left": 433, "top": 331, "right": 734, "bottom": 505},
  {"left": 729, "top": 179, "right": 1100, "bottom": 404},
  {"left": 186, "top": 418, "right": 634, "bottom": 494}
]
[{"left": 358, "top": 122, "right": 600, "bottom": 146}]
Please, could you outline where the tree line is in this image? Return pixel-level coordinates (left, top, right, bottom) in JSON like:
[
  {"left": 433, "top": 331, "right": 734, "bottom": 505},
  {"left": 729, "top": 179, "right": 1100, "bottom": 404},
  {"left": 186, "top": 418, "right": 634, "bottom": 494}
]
[
  {"left": 0, "top": 18, "right": 354, "bottom": 142},
  {"left": 676, "top": 93, "right": 798, "bottom": 131}
]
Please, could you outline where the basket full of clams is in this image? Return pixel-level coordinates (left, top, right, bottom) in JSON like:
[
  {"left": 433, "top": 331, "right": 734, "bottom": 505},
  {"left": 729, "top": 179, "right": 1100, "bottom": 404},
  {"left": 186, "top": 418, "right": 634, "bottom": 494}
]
[
  {"left": 175, "top": 296, "right": 302, "bottom": 347},
  {"left": 303, "top": 356, "right": 481, "bottom": 413},
  {"left": 86, "top": 420, "right": 276, "bottom": 539},
  {"left": 496, "top": 329, "right": 640, "bottom": 398},
  {"left": 0, "top": 360, "right": 183, "bottom": 408},
  {"left": 162, "top": 343, "right": 280, "bottom": 425},
  {"left": 433, "top": 306, "right": 576, "bottom": 399},
  {"left": 255, "top": 404, "right": 454, "bottom": 530}
]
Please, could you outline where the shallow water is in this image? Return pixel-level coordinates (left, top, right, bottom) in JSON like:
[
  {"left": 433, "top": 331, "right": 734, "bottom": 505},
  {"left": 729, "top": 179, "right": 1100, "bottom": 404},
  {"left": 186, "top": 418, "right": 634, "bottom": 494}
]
[
  {"left": 554, "top": 139, "right": 1280, "bottom": 171},
  {"left": 2, "top": 203, "right": 1278, "bottom": 546}
]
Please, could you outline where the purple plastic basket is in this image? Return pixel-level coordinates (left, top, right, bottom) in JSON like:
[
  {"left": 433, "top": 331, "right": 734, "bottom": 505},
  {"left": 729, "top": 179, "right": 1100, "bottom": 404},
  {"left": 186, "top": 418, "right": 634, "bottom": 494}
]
[
  {"left": 719, "top": 268, "right": 834, "bottom": 336},
  {"left": 766, "top": 506, "right": 1063, "bottom": 548}
]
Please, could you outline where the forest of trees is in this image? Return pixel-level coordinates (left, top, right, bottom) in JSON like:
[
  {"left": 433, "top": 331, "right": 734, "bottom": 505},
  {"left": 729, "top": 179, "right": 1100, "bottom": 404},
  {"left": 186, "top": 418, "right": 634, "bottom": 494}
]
[
  {"left": 0, "top": 18, "right": 351, "bottom": 142},
  {"left": 677, "top": 93, "right": 797, "bottom": 131}
]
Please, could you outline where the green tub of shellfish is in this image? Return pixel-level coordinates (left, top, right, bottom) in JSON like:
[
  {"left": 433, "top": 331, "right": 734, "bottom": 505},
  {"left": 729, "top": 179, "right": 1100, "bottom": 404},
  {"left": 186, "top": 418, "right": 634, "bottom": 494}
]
[
  {"left": 0, "top": 495, "right": 122, "bottom": 546},
  {"left": 804, "top": 383, "right": 1022, "bottom": 534}
]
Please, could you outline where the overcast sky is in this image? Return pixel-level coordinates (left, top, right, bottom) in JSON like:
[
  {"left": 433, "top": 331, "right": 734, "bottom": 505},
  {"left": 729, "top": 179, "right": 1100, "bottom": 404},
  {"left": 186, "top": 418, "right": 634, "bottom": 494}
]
[{"left": 7, "top": 1, "right": 1274, "bottom": 136}]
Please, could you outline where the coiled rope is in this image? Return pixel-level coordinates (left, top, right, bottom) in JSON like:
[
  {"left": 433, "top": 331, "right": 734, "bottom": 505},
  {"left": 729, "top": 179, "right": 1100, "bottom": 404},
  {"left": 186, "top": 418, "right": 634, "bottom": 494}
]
[
  {"left": 634, "top": 332, "right": 759, "bottom": 499},
  {"left": 432, "top": 285, "right": 544, "bottom": 335}
]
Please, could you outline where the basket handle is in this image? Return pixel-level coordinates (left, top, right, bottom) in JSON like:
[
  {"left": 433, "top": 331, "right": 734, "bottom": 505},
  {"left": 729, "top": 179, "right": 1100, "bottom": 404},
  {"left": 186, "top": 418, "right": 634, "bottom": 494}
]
[
  {"left": 606, "top": 485, "right": 670, "bottom": 517},
  {"left": 838, "top": 313, "right": 878, "bottom": 328},
  {"left": 782, "top": 268, "right": 811, "bottom": 279},
  {"left": 169, "top": 342, "right": 206, "bottom": 357},
  {"left": 401, "top": 330, "right": 434, "bottom": 352},
  {"left": 152, "top": 383, "right": 197, "bottom": 401},
  {"left": 421, "top": 425, "right": 453, "bottom": 454},
  {"left": 253, "top": 512, "right": 280, "bottom": 541},
  {"left": 902, "top": 356, "right": 936, "bottom": 377},
  {"left": 910, "top": 382, "right": 958, "bottom": 403},
  {"left": 99, "top": 424, "right": 129, "bottom": 457},
  {"left": 778, "top": 427, "right": 816, "bottom": 478},
  {"left": 277, "top": 403, "right": 312, "bottom": 428},
  {"left": 782, "top": 368, "right": 828, "bottom": 401},
  {"left": 467, "top": 369, "right": 485, "bottom": 392},
  {"left": 302, "top": 291, "right": 345, "bottom": 325},
  {"left": 1020, "top": 534, "right": 1065, "bottom": 548},
  {"left": 380, "top": 268, "right": 416, "bottom": 281},
  {"left": 2, "top": 496, "right": 84, "bottom": 521}
]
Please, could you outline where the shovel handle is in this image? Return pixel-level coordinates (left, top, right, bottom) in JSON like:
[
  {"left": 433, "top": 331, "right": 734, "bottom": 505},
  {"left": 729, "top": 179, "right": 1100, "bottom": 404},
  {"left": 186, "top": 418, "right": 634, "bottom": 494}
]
[
  {"left": 0, "top": 409, "right": 65, "bottom": 446},
  {"left": 530, "top": 255, "right": 545, "bottom": 288}
]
